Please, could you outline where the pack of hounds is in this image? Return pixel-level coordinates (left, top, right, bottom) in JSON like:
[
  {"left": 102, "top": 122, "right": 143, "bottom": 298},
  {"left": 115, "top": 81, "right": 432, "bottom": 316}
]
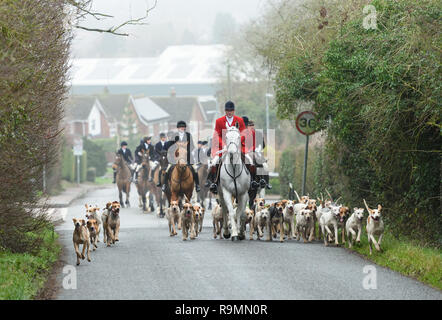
[
  {"left": 72, "top": 192, "right": 384, "bottom": 265},
  {"left": 72, "top": 201, "right": 120, "bottom": 266},
  {"left": 166, "top": 191, "right": 384, "bottom": 256}
]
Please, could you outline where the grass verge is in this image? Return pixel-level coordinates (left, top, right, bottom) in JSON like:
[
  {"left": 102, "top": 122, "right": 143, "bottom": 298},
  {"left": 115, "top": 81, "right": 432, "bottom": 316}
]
[
  {"left": 345, "top": 230, "right": 442, "bottom": 290},
  {"left": 0, "top": 226, "right": 61, "bottom": 299}
]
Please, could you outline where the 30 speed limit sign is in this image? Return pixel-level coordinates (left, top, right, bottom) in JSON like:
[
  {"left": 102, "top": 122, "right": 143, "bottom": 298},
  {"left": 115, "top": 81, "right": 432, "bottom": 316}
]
[{"left": 296, "top": 111, "right": 318, "bottom": 136}]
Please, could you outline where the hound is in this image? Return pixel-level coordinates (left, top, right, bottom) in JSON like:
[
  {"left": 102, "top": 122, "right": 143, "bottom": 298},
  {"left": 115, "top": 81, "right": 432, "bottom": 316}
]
[
  {"left": 245, "top": 208, "right": 255, "bottom": 240},
  {"left": 72, "top": 218, "right": 91, "bottom": 265},
  {"left": 295, "top": 207, "right": 313, "bottom": 243},
  {"left": 85, "top": 204, "right": 101, "bottom": 242},
  {"left": 193, "top": 203, "right": 205, "bottom": 237},
  {"left": 86, "top": 219, "right": 99, "bottom": 250},
  {"left": 181, "top": 201, "right": 196, "bottom": 241},
  {"left": 364, "top": 200, "right": 384, "bottom": 255},
  {"left": 212, "top": 201, "right": 223, "bottom": 239},
  {"left": 106, "top": 201, "right": 121, "bottom": 247},
  {"left": 319, "top": 205, "right": 340, "bottom": 246},
  {"left": 346, "top": 208, "right": 365, "bottom": 248},
  {"left": 101, "top": 202, "right": 112, "bottom": 244},
  {"left": 166, "top": 201, "right": 180, "bottom": 237},
  {"left": 283, "top": 200, "right": 296, "bottom": 239},
  {"left": 255, "top": 206, "right": 270, "bottom": 240},
  {"left": 337, "top": 206, "right": 351, "bottom": 244},
  {"left": 268, "top": 201, "right": 285, "bottom": 242}
]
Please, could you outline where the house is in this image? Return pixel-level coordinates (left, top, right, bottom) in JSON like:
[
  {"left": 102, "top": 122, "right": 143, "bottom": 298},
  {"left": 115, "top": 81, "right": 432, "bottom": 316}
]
[
  {"left": 150, "top": 95, "right": 207, "bottom": 142},
  {"left": 129, "top": 96, "right": 171, "bottom": 138},
  {"left": 64, "top": 96, "right": 110, "bottom": 139}
]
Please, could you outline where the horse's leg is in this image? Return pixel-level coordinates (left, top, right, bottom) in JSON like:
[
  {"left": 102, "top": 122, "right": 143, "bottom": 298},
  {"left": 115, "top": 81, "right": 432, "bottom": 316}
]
[
  {"left": 126, "top": 183, "right": 130, "bottom": 207},
  {"left": 222, "top": 189, "right": 239, "bottom": 240},
  {"left": 237, "top": 194, "right": 248, "bottom": 240},
  {"left": 119, "top": 187, "right": 124, "bottom": 208}
]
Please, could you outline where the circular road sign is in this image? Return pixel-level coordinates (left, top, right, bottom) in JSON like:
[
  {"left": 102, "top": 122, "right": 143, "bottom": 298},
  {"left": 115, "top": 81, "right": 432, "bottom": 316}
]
[{"left": 296, "top": 111, "right": 319, "bottom": 136}]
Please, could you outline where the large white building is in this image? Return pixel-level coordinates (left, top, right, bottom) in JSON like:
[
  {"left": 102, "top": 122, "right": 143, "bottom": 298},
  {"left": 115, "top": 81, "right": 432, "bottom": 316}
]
[{"left": 69, "top": 45, "right": 228, "bottom": 97}]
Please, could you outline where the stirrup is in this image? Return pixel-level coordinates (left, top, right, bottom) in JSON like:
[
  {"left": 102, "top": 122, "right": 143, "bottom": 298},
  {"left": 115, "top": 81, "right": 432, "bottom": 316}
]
[
  {"left": 195, "top": 185, "right": 201, "bottom": 192},
  {"left": 204, "top": 180, "right": 211, "bottom": 187},
  {"left": 250, "top": 181, "right": 259, "bottom": 190},
  {"left": 259, "top": 179, "right": 267, "bottom": 188}
]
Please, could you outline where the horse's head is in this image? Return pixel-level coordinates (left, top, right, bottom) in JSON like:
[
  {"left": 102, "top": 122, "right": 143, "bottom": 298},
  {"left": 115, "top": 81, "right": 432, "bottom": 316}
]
[
  {"left": 141, "top": 149, "right": 150, "bottom": 168},
  {"left": 175, "top": 141, "right": 188, "bottom": 167},
  {"left": 225, "top": 126, "right": 241, "bottom": 155},
  {"left": 113, "top": 153, "right": 122, "bottom": 168},
  {"left": 159, "top": 151, "right": 168, "bottom": 169}
]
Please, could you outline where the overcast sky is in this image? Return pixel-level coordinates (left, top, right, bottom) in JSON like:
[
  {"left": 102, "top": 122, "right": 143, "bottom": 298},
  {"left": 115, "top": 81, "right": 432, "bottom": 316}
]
[{"left": 72, "top": 0, "right": 267, "bottom": 58}]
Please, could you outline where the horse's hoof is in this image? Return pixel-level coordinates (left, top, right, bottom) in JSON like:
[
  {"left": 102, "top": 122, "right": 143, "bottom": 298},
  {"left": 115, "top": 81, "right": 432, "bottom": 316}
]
[
  {"left": 224, "top": 233, "right": 231, "bottom": 239},
  {"left": 231, "top": 236, "right": 240, "bottom": 242},
  {"left": 239, "top": 234, "right": 245, "bottom": 240}
]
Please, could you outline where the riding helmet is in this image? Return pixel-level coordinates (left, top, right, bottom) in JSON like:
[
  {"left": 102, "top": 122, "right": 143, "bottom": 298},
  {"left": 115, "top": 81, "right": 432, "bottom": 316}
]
[
  {"left": 225, "top": 101, "right": 235, "bottom": 111},
  {"left": 177, "top": 121, "right": 187, "bottom": 128},
  {"left": 242, "top": 116, "right": 249, "bottom": 126},
  {"left": 121, "top": 141, "right": 128, "bottom": 147}
]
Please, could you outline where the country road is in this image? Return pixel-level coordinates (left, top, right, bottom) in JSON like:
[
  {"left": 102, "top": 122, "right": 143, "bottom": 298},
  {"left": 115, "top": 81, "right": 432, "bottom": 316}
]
[{"left": 53, "top": 187, "right": 441, "bottom": 300}]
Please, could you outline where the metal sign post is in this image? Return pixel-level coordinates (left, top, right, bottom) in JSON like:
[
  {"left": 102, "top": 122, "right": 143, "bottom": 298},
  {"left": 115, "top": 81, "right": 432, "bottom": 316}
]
[
  {"left": 73, "top": 138, "right": 83, "bottom": 186},
  {"left": 296, "top": 111, "right": 318, "bottom": 196}
]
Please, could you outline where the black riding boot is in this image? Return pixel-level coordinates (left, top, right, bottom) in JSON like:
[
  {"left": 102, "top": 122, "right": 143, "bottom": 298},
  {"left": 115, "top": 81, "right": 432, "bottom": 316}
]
[
  {"left": 112, "top": 170, "right": 117, "bottom": 184},
  {"left": 189, "top": 166, "right": 200, "bottom": 192},
  {"left": 208, "top": 164, "right": 219, "bottom": 194},
  {"left": 246, "top": 164, "right": 259, "bottom": 191},
  {"left": 134, "top": 171, "right": 138, "bottom": 184}
]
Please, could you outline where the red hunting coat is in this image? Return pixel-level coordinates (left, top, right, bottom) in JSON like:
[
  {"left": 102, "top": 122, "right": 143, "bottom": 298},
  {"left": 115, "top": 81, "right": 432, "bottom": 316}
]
[{"left": 211, "top": 115, "right": 247, "bottom": 157}]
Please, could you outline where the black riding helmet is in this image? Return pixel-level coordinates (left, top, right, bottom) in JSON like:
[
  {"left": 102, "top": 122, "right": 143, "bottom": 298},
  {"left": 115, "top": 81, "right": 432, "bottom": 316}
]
[
  {"left": 177, "top": 120, "right": 187, "bottom": 128},
  {"left": 225, "top": 101, "right": 235, "bottom": 111},
  {"left": 121, "top": 141, "right": 128, "bottom": 147}
]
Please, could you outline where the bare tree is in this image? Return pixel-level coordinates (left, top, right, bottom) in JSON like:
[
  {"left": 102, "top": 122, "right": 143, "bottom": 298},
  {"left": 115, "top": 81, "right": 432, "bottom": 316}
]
[{"left": 68, "top": 0, "right": 157, "bottom": 36}]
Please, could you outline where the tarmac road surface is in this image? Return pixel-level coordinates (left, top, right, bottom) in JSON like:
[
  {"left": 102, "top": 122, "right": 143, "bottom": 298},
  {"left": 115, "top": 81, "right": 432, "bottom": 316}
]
[{"left": 53, "top": 187, "right": 441, "bottom": 300}]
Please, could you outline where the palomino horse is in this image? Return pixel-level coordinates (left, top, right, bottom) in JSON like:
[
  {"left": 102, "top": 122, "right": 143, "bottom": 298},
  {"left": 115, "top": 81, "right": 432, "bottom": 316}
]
[
  {"left": 167, "top": 141, "right": 194, "bottom": 207},
  {"left": 136, "top": 150, "right": 151, "bottom": 212},
  {"left": 152, "top": 150, "right": 168, "bottom": 217},
  {"left": 217, "top": 126, "right": 251, "bottom": 241},
  {"left": 112, "top": 154, "right": 131, "bottom": 208}
]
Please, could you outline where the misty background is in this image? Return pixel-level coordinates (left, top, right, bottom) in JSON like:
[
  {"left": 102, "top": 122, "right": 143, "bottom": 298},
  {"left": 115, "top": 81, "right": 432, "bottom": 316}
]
[{"left": 72, "top": 0, "right": 267, "bottom": 58}]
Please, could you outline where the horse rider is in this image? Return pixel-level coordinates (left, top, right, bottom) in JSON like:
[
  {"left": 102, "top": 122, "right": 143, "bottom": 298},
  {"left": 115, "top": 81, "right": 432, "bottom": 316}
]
[
  {"left": 154, "top": 132, "right": 171, "bottom": 188},
  {"left": 192, "top": 140, "right": 209, "bottom": 167},
  {"left": 161, "top": 121, "right": 201, "bottom": 193},
  {"left": 205, "top": 101, "right": 260, "bottom": 194},
  {"left": 113, "top": 141, "right": 134, "bottom": 183},
  {"left": 244, "top": 118, "right": 272, "bottom": 189},
  {"left": 134, "top": 136, "right": 157, "bottom": 183}
]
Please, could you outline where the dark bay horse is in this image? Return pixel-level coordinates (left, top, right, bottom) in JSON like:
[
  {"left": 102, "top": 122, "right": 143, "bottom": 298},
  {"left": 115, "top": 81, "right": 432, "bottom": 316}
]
[
  {"left": 112, "top": 154, "right": 131, "bottom": 208},
  {"left": 136, "top": 150, "right": 151, "bottom": 212},
  {"left": 167, "top": 142, "right": 194, "bottom": 207},
  {"left": 152, "top": 150, "right": 168, "bottom": 217}
]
